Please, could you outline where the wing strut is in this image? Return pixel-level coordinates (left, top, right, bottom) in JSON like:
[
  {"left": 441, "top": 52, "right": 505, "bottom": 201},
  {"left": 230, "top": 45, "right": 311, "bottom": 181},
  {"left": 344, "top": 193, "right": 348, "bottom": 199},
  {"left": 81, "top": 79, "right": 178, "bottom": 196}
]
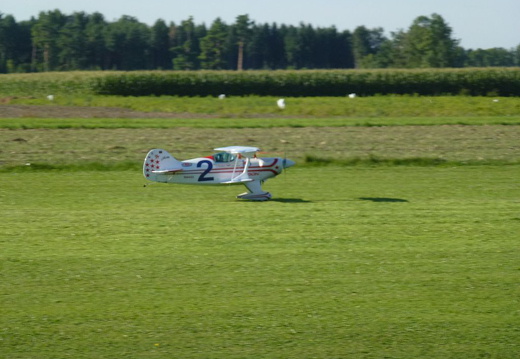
[{"left": 223, "top": 156, "right": 253, "bottom": 184}]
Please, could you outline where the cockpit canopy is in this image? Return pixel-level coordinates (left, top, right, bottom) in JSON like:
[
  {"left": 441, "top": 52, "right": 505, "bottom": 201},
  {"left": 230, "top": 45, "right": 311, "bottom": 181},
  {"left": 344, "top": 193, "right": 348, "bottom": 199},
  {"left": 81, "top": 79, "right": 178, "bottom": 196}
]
[{"left": 213, "top": 152, "right": 236, "bottom": 163}]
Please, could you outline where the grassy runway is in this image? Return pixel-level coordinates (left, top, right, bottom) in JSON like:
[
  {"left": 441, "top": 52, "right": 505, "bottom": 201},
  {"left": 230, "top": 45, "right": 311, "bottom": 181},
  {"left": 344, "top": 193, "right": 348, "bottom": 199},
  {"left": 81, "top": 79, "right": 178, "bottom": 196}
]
[
  {"left": 1, "top": 165, "right": 519, "bottom": 358},
  {"left": 1, "top": 93, "right": 519, "bottom": 357}
]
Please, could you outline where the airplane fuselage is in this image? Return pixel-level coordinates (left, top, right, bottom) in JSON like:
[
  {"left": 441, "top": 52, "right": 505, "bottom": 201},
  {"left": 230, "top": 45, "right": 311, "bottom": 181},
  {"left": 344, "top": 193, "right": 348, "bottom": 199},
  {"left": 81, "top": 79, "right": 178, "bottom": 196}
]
[
  {"left": 143, "top": 147, "right": 295, "bottom": 200},
  {"left": 144, "top": 149, "right": 288, "bottom": 185},
  {"left": 160, "top": 157, "right": 283, "bottom": 185}
]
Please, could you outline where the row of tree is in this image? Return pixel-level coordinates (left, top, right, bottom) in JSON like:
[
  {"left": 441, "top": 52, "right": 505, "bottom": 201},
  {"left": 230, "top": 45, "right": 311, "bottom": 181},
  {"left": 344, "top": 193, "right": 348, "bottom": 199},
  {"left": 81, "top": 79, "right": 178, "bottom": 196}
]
[{"left": 0, "top": 10, "right": 518, "bottom": 73}]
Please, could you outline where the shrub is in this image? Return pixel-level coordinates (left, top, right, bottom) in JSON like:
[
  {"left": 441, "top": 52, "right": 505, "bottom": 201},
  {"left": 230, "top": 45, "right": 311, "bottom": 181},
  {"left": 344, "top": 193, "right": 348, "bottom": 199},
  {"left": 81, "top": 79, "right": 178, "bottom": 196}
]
[{"left": 91, "top": 68, "right": 520, "bottom": 97}]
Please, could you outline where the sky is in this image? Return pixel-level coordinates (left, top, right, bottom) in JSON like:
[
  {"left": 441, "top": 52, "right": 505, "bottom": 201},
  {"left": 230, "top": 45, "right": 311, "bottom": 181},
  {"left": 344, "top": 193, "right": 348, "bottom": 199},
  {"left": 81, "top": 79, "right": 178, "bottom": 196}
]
[{"left": 2, "top": 0, "right": 519, "bottom": 50}]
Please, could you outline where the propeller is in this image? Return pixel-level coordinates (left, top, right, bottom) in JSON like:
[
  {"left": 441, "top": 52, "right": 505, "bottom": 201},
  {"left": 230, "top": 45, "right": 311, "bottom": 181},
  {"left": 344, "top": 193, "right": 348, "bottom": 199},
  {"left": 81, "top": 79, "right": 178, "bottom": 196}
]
[
  {"left": 282, "top": 155, "right": 295, "bottom": 171},
  {"left": 281, "top": 140, "right": 294, "bottom": 173}
]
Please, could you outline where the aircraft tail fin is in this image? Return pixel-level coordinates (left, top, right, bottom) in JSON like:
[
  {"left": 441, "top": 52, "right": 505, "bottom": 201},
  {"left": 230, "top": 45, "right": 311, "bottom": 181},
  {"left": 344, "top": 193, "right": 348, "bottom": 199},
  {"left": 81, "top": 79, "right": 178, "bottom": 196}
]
[{"left": 144, "top": 149, "right": 183, "bottom": 182}]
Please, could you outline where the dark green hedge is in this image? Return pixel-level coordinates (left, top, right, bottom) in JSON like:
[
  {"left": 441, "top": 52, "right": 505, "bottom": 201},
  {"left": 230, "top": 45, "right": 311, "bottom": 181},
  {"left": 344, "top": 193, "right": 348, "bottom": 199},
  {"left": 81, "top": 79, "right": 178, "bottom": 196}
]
[{"left": 91, "top": 68, "right": 520, "bottom": 97}]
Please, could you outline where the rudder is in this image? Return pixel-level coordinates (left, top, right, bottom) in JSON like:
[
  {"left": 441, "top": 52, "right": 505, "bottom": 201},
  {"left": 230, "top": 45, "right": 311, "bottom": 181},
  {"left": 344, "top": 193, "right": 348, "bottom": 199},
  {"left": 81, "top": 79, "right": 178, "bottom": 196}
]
[{"left": 143, "top": 149, "right": 183, "bottom": 182}]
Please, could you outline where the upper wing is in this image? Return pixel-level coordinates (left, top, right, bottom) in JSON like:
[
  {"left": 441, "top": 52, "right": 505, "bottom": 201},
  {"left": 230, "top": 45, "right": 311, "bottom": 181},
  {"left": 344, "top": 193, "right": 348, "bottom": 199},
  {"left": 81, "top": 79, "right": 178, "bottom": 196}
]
[{"left": 214, "top": 146, "right": 260, "bottom": 158}]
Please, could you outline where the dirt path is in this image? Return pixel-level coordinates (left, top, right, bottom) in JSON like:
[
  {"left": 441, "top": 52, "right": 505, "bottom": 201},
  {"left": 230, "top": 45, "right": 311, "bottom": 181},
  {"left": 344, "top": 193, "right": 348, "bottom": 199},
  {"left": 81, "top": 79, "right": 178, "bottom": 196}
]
[{"left": 0, "top": 105, "right": 216, "bottom": 118}]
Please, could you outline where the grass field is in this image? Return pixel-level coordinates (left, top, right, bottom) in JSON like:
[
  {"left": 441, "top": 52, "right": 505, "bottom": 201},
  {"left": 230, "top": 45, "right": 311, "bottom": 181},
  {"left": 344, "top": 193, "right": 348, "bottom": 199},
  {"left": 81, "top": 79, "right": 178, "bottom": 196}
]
[
  {"left": 1, "top": 93, "right": 520, "bottom": 358},
  {"left": 1, "top": 165, "right": 519, "bottom": 358},
  {"left": 1, "top": 122, "right": 519, "bottom": 169},
  {"left": 4, "top": 95, "right": 520, "bottom": 118}
]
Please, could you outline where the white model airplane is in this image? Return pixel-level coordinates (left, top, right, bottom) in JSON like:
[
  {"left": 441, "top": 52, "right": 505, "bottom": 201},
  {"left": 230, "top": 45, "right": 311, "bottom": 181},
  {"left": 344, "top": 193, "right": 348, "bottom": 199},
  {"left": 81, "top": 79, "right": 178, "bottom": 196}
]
[{"left": 143, "top": 146, "right": 295, "bottom": 201}]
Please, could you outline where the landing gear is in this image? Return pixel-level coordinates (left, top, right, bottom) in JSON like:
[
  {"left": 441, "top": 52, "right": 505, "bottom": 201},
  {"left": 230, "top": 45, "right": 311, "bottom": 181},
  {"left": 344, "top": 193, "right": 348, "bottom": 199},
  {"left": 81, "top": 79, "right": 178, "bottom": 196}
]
[
  {"left": 237, "top": 192, "right": 272, "bottom": 201},
  {"left": 237, "top": 180, "right": 272, "bottom": 201}
]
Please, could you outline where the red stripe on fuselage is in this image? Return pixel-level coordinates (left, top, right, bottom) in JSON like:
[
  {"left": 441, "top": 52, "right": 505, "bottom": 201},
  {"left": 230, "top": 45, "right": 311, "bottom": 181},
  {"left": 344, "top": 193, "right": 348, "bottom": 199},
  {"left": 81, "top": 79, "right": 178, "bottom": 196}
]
[{"left": 179, "top": 158, "right": 280, "bottom": 176}]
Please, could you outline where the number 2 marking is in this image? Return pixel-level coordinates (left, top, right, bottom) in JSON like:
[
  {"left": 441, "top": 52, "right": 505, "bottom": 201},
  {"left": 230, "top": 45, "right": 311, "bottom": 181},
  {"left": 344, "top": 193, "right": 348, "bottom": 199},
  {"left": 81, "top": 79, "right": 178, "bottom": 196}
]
[{"left": 197, "top": 160, "right": 214, "bottom": 182}]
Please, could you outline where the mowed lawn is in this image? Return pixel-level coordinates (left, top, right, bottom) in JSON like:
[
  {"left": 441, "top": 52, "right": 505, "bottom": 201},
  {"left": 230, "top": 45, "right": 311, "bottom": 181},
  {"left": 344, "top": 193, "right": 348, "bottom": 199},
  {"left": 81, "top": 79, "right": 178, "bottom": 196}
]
[{"left": 1, "top": 165, "right": 519, "bottom": 358}]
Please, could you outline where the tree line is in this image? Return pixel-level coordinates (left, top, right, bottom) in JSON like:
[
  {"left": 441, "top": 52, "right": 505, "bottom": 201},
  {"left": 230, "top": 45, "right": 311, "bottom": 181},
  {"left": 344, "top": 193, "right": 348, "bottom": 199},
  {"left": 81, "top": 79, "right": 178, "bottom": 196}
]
[{"left": 0, "top": 10, "right": 518, "bottom": 73}]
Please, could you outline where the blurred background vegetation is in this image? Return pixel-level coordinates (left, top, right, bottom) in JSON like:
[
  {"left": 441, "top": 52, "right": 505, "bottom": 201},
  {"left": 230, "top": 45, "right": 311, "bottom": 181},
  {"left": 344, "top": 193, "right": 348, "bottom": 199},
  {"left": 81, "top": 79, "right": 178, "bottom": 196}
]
[{"left": 0, "top": 11, "right": 518, "bottom": 73}]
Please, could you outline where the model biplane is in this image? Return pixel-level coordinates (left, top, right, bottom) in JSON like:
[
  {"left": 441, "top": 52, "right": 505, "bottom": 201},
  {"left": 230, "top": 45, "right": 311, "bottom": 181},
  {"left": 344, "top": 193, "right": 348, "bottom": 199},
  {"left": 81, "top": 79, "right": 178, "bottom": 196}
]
[{"left": 143, "top": 146, "right": 295, "bottom": 201}]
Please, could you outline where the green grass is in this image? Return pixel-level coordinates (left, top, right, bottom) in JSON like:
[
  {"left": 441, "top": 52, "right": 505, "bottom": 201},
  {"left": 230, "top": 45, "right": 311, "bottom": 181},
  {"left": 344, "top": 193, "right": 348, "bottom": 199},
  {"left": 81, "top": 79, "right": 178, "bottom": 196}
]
[
  {"left": 1, "top": 124, "right": 519, "bottom": 168},
  {"left": 4, "top": 95, "right": 520, "bottom": 118},
  {"left": 1, "top": 166, "right": 519, "bottom": 358},
  {"left": 1, "top": 92, "right": 519, "bottom": 357},
  {"left": 1, "top": 115, "right": 520, "bottom": 130}
]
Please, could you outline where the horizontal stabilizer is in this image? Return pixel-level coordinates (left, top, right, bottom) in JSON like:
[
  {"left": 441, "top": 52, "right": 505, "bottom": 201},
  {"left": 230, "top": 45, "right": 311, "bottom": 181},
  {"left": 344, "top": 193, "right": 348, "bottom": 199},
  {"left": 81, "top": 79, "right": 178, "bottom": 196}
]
[{"left": 151, "top": 168, "right": 183, "bottom": 174}]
